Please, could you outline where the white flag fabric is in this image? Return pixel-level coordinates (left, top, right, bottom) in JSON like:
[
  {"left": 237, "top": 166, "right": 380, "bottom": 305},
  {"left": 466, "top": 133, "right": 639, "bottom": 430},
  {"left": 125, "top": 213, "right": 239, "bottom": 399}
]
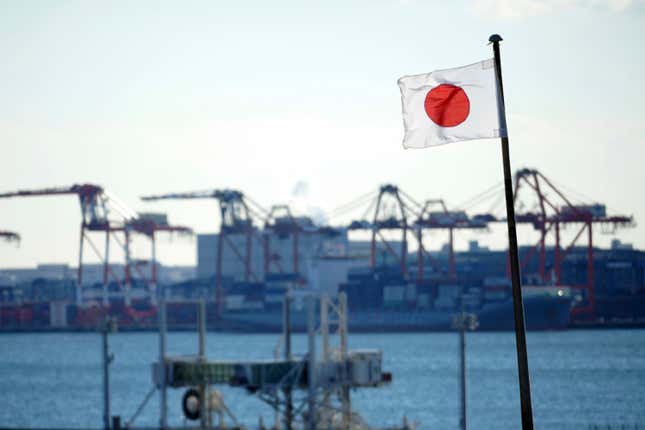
[{"left": 398, "top": 59, "right": 506, "bottom": 149}]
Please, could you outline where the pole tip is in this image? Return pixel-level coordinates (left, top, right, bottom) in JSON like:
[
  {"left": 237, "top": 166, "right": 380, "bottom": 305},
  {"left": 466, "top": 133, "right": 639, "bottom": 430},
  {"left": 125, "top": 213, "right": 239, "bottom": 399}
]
[{"left": 489, "top": 34, "right": 503, "bottom": 44}]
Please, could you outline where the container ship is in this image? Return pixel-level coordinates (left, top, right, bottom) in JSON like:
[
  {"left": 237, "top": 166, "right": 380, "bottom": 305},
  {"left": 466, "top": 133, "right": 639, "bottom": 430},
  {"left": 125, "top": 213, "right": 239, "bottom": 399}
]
[
  {"left": 2, "top": 229, "right": 644, "bottom": 332},
  {"left": 0, "top": 265, "right": 573, "bottom": 332},
  {"left": 214, "top": 267, "right": 572, "bottom": 332},
  {"left": 3, "top": 239, "right": 645, "bottom": 332},
  {"left": 218, "top": 292, "right": 572, "bottom": 332}
]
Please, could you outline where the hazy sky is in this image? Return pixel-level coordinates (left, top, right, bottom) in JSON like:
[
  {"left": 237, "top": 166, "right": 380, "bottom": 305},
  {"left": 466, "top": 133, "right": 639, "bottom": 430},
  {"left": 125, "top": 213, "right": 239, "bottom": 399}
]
[{"left": 1, "top": 0, "right": 644, "bottom": 268}]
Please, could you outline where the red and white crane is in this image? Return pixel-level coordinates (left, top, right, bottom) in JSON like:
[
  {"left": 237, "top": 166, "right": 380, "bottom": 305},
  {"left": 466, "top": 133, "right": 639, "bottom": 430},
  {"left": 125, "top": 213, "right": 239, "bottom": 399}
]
[
  {"left": 456, "top": 167, "right": 635, "bottom": 318},
  {"left": 414, "top": 198, "right": 490, "bottom": 282},
  {"left": 0, "top": 184, "right": 191, "bottom": 307},
  {"left": 511, "top": 168, "right": 634, "bottom": 318},
  {"left": 141, "top": 189, "right": 269, "bottom": 316},
  {"left": 263, "top": 203, "right": 323, "bottom": 278},
  {"left": 333, "top": 184, "right": 492, "bottom": 281},
  {"left": 141, "top": 189, "right": 334, "bottom": 316}
]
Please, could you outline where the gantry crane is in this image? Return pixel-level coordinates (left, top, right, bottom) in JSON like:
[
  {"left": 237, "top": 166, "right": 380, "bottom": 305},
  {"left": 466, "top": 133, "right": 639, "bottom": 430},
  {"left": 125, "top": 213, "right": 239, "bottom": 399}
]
[
  {"left": 142, "top": 189, "right": 271, "bottom": 316},
  {"left": 413, "top": 198, "right": 490, "bottom": 282},
  {"left": 510, "top": 168, "right": 634, "bottom": 318},
  {"left": 334, "top": 184, "right": 493, "bottom": 281},
  {"left": 263, "top": 204, "right": 324, "bottom": 279},
  {"left": 345, "top": 185, "right": 414, "bottom": 276},
  {"left": 142, "top": 189, "right": 344, "bottom": 316},
  {"left": 0, "top": 184, "right": 191, "bottom": 307},
  {"left": 454, "top": 168, "right": 635, "bottom": 318}
]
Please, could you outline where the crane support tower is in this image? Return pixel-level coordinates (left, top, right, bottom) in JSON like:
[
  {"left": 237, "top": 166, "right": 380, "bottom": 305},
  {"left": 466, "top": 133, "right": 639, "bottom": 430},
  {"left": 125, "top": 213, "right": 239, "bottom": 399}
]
[
  {"left": 263, "top": 204, "right": 325, "bottom": 281},
  {"left": 414, "top": 199, "right": 490, "bottom": 282},
  {"left": 347, "top": 184, "right": 412, "bottom": 277},
  {"left": 146, "top": 291, "right": 401, "bottom": 430}
]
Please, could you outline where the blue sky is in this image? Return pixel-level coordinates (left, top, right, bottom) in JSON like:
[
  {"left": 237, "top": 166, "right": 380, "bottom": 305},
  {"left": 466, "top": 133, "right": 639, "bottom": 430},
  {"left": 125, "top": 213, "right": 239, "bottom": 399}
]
[{"left": 1, "top": 0, "right": 644, "bottom": 267}]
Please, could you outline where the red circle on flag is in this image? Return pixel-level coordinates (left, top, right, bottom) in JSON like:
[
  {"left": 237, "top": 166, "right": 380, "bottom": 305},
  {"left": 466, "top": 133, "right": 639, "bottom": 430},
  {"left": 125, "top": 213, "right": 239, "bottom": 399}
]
[{"left": 424, "top": 84, "right": 470, "bottom": 127}]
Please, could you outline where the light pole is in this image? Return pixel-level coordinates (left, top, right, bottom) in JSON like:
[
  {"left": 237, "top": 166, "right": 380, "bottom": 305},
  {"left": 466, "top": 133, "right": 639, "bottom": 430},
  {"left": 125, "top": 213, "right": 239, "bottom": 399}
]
[{"left": 102, "top": 316, "right": 118, "bottom": 430}]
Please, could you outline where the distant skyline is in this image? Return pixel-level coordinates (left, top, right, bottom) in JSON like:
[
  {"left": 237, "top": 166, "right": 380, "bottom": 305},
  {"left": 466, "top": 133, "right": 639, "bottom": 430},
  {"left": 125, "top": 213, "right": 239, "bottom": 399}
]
[{"left": 1, "top": 0, "right": 644, "bottom": 268}]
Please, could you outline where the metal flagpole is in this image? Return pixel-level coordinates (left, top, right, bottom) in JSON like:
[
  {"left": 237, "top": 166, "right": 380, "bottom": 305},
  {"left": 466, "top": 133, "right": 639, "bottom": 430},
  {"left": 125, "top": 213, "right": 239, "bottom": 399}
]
[{"left": 488, "top": 33, "right": 535, "bottom": 430}]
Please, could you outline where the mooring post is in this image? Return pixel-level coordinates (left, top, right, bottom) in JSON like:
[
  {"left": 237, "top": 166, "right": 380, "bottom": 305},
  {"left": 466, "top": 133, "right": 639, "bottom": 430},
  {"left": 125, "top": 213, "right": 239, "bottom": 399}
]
[
  {"left": 339, "top": 292, "right": 351, "bottom": 430},
  {"left": 102, "top": 317, "right": 115, "bottom": 430},
  {"left": 320, "top": 294, "right": 332, "bottom": 423},
  {"left": 283, "top": 289, "right": 293, "bottom": 430},
  {"left": 306, "top": 293, "right": 317, "bottom": 430},
  {"left": 459, "top": 312, "right": 467, "bottom": 430},
  {"left": 198, "top": 299, "right": 208, "bottom": 429},
  {"left": 111, "top": 415, "right": 121, "bottom": 430},
  {"left": 158, "top": 286, "right": 167, "bottom": 430}
]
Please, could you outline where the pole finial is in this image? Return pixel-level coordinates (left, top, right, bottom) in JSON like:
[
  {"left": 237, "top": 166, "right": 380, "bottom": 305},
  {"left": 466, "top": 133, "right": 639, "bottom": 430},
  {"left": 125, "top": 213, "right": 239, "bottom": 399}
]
[{"left": 488, "top": 34, "right": 503, "bottom": 44}]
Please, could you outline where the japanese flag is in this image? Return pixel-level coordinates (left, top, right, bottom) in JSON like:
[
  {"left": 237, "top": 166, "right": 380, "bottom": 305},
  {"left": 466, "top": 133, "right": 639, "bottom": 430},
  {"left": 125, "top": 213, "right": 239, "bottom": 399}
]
[{"left": 398, "top": 59, "right": 506, "bottom": 149}]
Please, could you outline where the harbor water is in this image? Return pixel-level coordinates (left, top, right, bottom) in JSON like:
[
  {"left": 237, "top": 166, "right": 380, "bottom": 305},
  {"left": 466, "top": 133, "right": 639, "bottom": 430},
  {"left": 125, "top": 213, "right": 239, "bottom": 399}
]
[{"left": 1, "top": 329, "right": 644, "bottom": 429}]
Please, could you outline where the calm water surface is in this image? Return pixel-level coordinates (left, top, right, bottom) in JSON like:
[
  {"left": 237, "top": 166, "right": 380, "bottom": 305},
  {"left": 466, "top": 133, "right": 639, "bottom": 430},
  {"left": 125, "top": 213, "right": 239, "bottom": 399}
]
[{"left": 1, "top": 330, "right": 644, "bottom": 429}]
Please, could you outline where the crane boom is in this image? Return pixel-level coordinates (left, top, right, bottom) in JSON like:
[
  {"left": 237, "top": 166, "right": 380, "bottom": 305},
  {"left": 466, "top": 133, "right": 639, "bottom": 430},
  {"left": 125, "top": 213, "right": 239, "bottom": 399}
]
[
  {"left": 141, "top": 190, "right": 220, "bottom": 201},
  {"left": 0, "top": 230, "right": 20, "bottom": 242},
  {"left": 0, "top": 184, "right": 141, "bottom": 224},
  {"left": 0, "top": 184, "right": 103, "bottom": 199}
]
